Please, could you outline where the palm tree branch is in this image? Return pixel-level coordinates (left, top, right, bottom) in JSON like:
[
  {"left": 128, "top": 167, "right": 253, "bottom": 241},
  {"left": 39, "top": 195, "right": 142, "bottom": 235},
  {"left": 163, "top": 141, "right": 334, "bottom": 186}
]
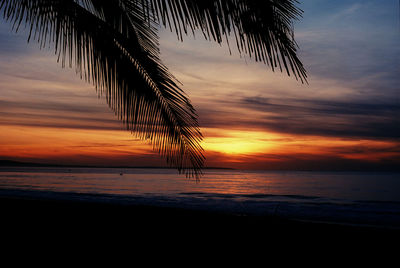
[
  {"left": 139, "top": 0, "right": 307, "bottom": 82},
  {"left": 0, "top": 0, "right": 204, "bottom": 177}
]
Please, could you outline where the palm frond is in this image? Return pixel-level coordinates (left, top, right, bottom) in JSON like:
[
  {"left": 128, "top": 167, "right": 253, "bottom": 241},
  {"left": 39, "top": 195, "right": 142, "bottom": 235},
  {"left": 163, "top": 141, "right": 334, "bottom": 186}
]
[
  {"left": 0, "top": 0, "right": 205, "bottom": 177},
  {"left": 0, "top": 0, "right": 306, "bottom": 178},
  {"left": 140, "top": 0, "right": 307, "bottom": 82}
]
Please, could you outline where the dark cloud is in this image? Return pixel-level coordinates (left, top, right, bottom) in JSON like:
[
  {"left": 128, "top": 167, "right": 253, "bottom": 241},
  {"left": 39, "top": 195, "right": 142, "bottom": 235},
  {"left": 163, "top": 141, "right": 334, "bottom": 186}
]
[
  {"left": 198, "top": 96, "right": 400, "bottom": 139},
  {"left": 0, "top": 120, "right": 122, "bottom": 131},
  {"left": 0, "top": 99, "right": 123, "bottom": 131},
  {"left": 242, "top": 97, "right": 400, "bottom": 116},
  {"left": 0, "top": 118, "right": 122, "bottom": 132},
  {"left": 0, "top": 99, "right": 108, "bottom": 114}
]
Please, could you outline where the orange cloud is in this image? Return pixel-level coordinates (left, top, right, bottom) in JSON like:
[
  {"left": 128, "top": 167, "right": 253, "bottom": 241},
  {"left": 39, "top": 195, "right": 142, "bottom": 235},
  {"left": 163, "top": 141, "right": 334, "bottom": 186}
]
[
  {"left": 202, "top": 127, "right": 400, "bottom": 170},
  {"left": 0, "top": 124, "right": 162, "bottom": 165}
]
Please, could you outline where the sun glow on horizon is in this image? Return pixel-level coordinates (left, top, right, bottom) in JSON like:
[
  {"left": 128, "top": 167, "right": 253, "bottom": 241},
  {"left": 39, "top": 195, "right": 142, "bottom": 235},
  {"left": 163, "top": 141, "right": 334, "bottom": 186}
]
[
  {"left": 0, "top": 0, "right": 399, "bottom": 171},
  {"left": 202, "top": 129, "right": 279, "bottom": 155},
  {"left": 201, "top": 127, "right": 400, "bottom": 166}
]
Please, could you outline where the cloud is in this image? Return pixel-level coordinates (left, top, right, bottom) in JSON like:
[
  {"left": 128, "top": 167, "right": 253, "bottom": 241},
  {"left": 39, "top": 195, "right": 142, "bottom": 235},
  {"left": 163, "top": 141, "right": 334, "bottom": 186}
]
[
  {"left": 1, "top": 1, "right": 399, "bottom": 169},
  {"left": 197, "top": 96, "right": 400, "bottom": 139}
]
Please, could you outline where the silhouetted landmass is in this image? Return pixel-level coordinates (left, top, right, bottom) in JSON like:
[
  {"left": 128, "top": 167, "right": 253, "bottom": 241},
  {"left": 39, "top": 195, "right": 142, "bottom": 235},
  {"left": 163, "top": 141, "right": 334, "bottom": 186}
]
[{"left": 0, "top": 160, "right": 48, "bottom": 167}]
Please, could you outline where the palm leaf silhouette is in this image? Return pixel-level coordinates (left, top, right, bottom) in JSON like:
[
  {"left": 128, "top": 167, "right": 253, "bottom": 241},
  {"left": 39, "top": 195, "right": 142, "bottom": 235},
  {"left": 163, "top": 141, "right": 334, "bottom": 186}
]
[{"left": 0, "top": 0, "right": 306, "bottom": 178}]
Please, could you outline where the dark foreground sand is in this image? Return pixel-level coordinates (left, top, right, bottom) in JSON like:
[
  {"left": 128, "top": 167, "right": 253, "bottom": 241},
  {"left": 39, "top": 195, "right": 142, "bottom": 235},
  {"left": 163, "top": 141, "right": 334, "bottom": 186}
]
[
  {"left": 3, "top": 194, "right": 400, "bottom": 265},
  {"left": 2, "top": 194, "right": 399, "bottom": 247}
]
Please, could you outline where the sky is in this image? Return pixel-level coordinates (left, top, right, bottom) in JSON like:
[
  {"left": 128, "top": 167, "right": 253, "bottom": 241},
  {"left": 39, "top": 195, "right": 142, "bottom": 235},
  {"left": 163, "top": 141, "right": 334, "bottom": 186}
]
[{"left": 0, "top": 0, "right": 399, "bottom": 171}]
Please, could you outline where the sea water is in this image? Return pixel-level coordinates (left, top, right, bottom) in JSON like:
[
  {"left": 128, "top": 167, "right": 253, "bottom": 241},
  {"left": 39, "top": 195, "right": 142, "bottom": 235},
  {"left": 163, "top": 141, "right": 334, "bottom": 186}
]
[{"left": 1, "top": 167, "right": 399, "bottom": 228}]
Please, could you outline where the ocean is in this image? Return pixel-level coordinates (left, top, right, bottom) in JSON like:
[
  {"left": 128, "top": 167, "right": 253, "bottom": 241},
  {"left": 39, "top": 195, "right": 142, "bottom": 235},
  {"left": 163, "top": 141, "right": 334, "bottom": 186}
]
[{"left": 1, "top": 167, "right": 400, "bottom": 228}]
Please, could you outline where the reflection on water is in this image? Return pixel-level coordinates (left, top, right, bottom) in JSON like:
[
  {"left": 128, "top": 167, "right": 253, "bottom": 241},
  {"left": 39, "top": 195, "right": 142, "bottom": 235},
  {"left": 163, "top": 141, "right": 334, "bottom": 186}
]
[{"left": 1, "top": 167, "right": 399, "bottom": 203}]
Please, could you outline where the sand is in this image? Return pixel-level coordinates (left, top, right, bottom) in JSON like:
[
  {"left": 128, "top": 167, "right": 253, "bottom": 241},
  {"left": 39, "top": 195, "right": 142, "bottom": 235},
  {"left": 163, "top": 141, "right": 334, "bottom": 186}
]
[{"left": 2, "top": 194, "right": 399, "bottom": 245}]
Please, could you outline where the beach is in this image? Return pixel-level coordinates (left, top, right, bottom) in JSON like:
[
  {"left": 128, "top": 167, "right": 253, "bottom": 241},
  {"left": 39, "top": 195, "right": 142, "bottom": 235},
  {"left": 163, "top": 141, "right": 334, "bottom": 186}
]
[
  {"left": 3, "top": 191, "right": 400, "bottom": 265},
  {"left": 2, "top": 191, "right": 399, "bottom": 247},
  {"left": 2, "top": 168, "right": 400, "bottom": 254}
]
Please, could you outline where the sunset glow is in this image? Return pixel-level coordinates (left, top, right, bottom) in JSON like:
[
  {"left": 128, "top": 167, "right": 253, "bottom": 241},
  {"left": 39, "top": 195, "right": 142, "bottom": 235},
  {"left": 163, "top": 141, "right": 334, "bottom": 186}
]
[
  {"left": 202, "top": 129, "right": 279, "bottom": 155},
  {"left": 0, "top": 0, "right": 399, "bottom": 171}
]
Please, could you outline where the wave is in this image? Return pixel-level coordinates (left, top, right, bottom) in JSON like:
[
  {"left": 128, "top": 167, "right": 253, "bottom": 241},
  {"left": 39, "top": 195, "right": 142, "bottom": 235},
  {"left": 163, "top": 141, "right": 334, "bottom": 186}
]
[{"left": 180, "top": 192, "right": 337, "bottom": 203}]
